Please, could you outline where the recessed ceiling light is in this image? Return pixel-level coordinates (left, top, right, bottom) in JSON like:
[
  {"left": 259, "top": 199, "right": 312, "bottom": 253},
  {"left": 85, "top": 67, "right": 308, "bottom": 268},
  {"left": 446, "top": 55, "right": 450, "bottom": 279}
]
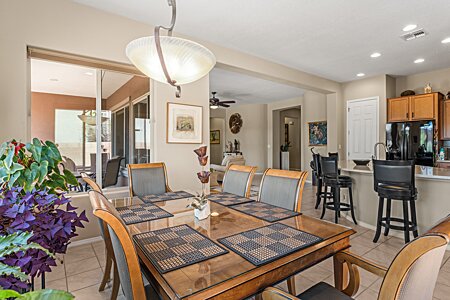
[
  {"left": 49, "top": 78, "right": 59, "bottom": 82},
  {"left": 370, "top": 52, "right": 381, "bottom": 58},
  {"left": 414, "top": 58, "right": 425, "bottom": 64},
  {"left": 356, "top": 73, "right": 365, "bottom": 77},
  {"left": 84, "top": 71, "right": 94, "bottom": 76},
  {"left": 442, "top": 37, "right": 450, "bottom": 44},
  {"left": 403, "top": 24, "right": 417, "bottom": 32}
]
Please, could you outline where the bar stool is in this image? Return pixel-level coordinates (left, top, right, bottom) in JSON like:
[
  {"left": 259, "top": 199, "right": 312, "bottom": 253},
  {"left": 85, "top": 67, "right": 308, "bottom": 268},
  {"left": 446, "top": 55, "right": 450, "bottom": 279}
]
[
  {"left": 320, "top": 156, "right": 357, "bottom": 224},
  {"left": 372, "top": 159, "right": 418, "bottom": 243},
  {"left": 312, "top": 153, "right": 332, "bottom": 209}
]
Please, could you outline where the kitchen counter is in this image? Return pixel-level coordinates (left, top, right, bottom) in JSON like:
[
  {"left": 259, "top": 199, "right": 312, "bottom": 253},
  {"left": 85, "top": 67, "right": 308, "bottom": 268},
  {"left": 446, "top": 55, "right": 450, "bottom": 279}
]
[
  {"left": 338, "top": 160, "right": 450, "bottom": 236},
  {"left": 340, "top": 160, "right": 450, "bottom": 180}
]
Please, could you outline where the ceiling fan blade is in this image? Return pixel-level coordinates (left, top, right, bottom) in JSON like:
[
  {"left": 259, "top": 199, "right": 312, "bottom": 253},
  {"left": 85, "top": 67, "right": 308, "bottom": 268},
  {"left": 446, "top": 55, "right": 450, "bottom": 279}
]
[
  {"left": 219, "top": 103, "right": 230, "bottom": 107},
  {"left": 219, "top": 100, "right": 236, "bottom": 104}
]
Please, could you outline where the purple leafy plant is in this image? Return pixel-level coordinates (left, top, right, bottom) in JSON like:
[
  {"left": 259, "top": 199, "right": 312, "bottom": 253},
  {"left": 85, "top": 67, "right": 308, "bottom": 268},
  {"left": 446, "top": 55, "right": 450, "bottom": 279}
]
[{"left": 0, "top": 187, "right": 88, "bottom": 291}]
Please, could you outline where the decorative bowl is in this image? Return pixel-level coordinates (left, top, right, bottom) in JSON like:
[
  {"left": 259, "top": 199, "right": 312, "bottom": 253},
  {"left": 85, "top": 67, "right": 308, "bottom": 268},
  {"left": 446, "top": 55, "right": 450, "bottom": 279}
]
[{"left": 353, "top": 159, "right": 370, "bottom": 166}]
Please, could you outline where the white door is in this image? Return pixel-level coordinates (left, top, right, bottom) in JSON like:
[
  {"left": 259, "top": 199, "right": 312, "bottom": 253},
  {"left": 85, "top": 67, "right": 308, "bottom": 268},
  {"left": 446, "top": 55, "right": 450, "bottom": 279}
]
[{"left": 347, "top": 97, "right": 379, "bottom": 159}]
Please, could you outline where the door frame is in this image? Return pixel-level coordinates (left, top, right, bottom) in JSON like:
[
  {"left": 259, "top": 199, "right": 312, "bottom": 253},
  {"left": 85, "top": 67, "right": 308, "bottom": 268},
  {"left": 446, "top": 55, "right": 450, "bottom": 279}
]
[{"left": 346, "top": 96, "right": 379, "bottom": 160}]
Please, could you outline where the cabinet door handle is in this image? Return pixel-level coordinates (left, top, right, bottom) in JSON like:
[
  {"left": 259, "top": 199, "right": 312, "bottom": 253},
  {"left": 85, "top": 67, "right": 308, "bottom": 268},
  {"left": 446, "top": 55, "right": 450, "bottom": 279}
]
[
  {"left": 412, "top": 112, "right": 415, "bottom": 118},
  {"left": 406, "top": 112, "right": 409, "bottom": 119}
]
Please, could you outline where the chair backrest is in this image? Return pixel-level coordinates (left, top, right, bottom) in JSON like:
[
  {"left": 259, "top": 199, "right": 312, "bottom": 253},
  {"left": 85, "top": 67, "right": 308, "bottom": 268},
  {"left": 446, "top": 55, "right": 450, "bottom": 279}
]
[
  {"left": 81, "top": 173, "right": 102, "bottom": 192},
  {"left": 258, "top": 169, "right": 308, "bottom": 212},
  {"left": 62, "top": 156, "right": 77, "bottom": 172},
  {"left": 103, "top": 156, "right": 123, "bottom": 188},
  {"left": 320, "top": 156, "right": 339, "bottom": 179},
  {"left": 222, "top": 165, "right": 257, "bottom": 197},
  {"left": 372, "top": 159, "right": 415, "bottom": 193},
  {"left": 312, "top": 153, "right": 321, "bottom": 177},
  {"left": 89, "top": 191, "right": 146, "bottom": 300},
  {"left": 127, "top": 162, "right": 170, "bottom": 197},
  {"left": 379, "top": 215, "right": 450, "bottom": 300}
]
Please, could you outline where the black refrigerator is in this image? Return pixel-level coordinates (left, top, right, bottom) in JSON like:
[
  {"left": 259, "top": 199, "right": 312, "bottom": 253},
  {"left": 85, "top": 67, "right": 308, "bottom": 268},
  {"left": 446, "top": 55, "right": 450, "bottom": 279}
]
[{"left": 386, "top": 120, "right": 435, "bottom": 166}]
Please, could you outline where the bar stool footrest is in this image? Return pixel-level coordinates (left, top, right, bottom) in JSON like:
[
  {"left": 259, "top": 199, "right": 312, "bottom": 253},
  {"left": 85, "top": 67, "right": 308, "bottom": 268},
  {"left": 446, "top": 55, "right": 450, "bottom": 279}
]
[
  {"left": 380, "top": 217, "right": 417, "bottom": 232},
  {"left": 324, "top": 202, "right": 352, "bottom": 212}
]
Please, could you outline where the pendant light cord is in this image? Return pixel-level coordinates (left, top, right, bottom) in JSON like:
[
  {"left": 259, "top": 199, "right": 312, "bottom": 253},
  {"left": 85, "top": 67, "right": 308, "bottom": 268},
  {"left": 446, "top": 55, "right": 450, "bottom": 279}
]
[{"left": 154, "top": 0, "right": 181, "bottom": 97}]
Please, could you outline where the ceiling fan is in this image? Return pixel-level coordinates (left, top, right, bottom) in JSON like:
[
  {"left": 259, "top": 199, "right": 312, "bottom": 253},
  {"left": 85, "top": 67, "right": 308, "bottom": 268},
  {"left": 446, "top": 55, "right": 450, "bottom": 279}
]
[{"left": 209, "top": 92, "right": 236, "bottom": 109}]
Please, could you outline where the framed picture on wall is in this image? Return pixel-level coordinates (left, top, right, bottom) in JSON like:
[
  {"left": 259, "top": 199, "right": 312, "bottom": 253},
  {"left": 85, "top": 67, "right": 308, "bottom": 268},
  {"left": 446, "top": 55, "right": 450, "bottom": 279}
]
[
  {"left": 210, "top": 130, "right": 220, "bottom": 144},
  {"left": 167, "top": 102, "right": 203, "bottom": 144},
  {"left": 308, "top": 121, "right": 327, "bottom": 146}
]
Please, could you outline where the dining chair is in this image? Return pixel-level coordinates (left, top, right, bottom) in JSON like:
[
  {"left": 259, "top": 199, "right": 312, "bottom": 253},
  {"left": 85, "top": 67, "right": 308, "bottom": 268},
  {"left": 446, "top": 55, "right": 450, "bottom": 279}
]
[
  {"left": 88, "top": 191, "right": 162, "bottom": 300},
  {"left": 258, "top": 169, "right": 308, "bottom": 213},
  {"left": 222, "top": 165, "right": 257, "bottom": 197},
  {"left": 103, "top": 156, "right": 123, "bottom": 188},
  {"left": 127, "top": 162, "right": 172, "bottom": 198},
  {"left": 82, "top": 174, "right": 120, "bottom": 300},
  {"left": 257, "top": 168, "right": 308, "bottom": 295},
  {"left": 261, "top": 214, "right": 450, "bottom": 300}
]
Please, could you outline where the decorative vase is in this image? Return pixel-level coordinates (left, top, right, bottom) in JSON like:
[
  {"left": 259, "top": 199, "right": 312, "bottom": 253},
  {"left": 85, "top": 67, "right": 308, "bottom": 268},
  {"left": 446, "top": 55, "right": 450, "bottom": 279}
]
[
  {"left": 194, "top": 201, "right": 210, "bottom": 220},
  {"left": 424, "top": 83, "right": 432, "bottom": 94}
]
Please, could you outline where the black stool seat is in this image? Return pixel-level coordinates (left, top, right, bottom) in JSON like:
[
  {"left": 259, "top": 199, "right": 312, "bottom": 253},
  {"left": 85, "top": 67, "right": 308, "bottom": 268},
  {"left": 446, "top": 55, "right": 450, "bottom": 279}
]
[
  {"left": 373, "top": 159, "right": 419, "bottom": 244},
  {"left": 377, "top": 185, "right": 417, "bottom": 199},
  {"left": 299, "top": 282, "right": 353, "bottom": 300}
]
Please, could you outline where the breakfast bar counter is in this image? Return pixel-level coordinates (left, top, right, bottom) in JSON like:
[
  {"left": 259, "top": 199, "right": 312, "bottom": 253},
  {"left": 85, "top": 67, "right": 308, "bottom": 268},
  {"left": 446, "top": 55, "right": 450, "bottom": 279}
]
[{"left": 340, "top": 160, "right": 450, "bottom": 234}]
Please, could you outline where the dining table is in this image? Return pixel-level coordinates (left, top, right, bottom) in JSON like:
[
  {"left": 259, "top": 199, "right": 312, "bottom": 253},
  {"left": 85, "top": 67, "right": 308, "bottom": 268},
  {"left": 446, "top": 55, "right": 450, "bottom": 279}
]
[{"left": 110, "top": 194, "right": 356, "bottom": 300}]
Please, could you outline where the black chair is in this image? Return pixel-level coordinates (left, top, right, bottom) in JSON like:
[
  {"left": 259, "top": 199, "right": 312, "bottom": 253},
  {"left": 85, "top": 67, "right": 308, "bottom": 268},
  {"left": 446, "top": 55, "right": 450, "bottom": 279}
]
[
  {"left": 103, "top": 156, "right": 123, "bottom": 188},
  {"left": 372, "top": 159, "right": 418, "bottom": 243},
  {"left": 311, "top": 153, "right": 332, "bottom": 209},
  {"left": 320, "top": 156, "right": 357, "bottom": 224}
]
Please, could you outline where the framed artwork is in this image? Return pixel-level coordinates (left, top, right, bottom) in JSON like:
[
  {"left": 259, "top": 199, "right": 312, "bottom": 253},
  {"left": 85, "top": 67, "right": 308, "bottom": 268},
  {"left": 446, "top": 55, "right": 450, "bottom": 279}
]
[
  {"left": 210, "top": 130, "right": 220, "bottom": 144},
  {"left": 308, "top": 121, "right": 327, "bottom": 146},
  {"left": 167, "top": 102, "right": 203, "bottom": 144}
]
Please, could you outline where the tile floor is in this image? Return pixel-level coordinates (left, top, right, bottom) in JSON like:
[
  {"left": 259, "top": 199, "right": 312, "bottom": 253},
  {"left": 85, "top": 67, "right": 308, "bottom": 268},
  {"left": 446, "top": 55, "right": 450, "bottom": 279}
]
[{"left": 41, "top": 184, "right": 450, "bottom": 299}]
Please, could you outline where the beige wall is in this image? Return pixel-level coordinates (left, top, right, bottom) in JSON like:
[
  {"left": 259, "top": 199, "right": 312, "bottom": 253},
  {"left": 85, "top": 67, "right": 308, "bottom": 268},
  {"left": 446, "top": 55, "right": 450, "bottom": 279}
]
[
  {"left": 303, "top": 91, "right": 328, "bottom": 180},
  {"left": 396, "top": 66, "right": 450, "bottom": 96},
  {"left": 280, "top": 108, "right": 301, "bottom": 170},
  {"left": 31, "top": 92, "right": 96, "bottom": 141},
  {"left": 225, "top": 104, "right": 268, "bottom": 170},
  {"left": 210, "top": 117, "right": 225, "bottom": 165},
  {"left": 151, "top": 77, "right": 210, "bottom": 193}
]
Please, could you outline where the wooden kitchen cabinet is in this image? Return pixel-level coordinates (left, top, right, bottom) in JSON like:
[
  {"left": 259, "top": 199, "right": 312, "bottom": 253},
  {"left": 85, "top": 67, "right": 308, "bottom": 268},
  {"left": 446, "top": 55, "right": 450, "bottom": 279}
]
[
  {"left": 387, "top": 93, "right": 442, "bottom": 123},
  {"left": 388, "top": 97, "right": 410, "bottom": 122},
  {"left": 440, "top": 99, "right": 450, "bottom": 139},
  {"left": 410, "top": 93, "right": 436, "bottom": 120}
]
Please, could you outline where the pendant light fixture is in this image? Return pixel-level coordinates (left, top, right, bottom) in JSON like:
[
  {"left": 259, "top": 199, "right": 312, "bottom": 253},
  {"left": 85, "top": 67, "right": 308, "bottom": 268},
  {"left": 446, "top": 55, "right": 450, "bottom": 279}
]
[{"left": 126, "top": 0, "right": 216, "bottom": 98}]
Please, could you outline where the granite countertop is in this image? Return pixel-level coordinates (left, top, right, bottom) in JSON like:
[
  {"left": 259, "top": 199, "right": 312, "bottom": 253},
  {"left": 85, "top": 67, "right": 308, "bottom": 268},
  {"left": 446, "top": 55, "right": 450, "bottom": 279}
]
[{"left": 340, "top": 160, "right": 450, "bottom": 180}]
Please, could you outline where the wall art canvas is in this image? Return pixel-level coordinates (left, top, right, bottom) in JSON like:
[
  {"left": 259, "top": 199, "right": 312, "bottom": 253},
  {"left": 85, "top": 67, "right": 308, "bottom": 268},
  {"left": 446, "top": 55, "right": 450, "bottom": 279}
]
[
  {"left": 167, "top": 102, "right": 203, "bottom": 144},
  {"left": 210, "top": 130, "right": 220, "bottom": 144},
  {"left": 308, "top": 121, "right": 327, "bottom": 146}
]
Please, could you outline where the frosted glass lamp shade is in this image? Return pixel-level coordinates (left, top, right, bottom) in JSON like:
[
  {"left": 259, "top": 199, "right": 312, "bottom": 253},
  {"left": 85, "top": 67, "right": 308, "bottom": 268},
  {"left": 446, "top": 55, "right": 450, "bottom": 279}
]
[{"left": 126, "top": 36, "right": 216, "bottom": 85}]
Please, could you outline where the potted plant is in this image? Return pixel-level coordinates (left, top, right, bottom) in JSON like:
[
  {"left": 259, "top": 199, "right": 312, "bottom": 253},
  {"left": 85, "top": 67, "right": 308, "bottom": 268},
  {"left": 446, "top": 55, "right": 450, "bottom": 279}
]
[
  {"left": 189, "top": 146, "right": 210, "bottom": 220},
  {"left": 0, "top": 139, "right": 88, "bottom": 292},
  {"left": 0, "top": 231, "right": 73, "bottom": 299},
  {"left": 280, "top": 142, "right": 291, "bottom": 170}
]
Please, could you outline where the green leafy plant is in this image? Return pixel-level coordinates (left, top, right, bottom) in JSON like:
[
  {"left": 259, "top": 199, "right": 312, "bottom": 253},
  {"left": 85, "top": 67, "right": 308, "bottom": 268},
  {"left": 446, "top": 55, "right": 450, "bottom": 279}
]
[
  {"left": 0, "top": 232, "right": 53, "bottom": 283},
  {"left": 0, "top": 289, "right": 73, "bottom": 300},
  {"left": 0, "top": 139, "right": 78, "bottom": 193}
]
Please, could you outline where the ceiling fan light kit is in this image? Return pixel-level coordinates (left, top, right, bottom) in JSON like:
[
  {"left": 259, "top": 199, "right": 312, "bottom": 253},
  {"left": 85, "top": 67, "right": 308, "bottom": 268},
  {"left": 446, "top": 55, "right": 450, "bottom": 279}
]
[
  {"left": 209, "top": 91, "right": 236, "bottom": 109},
  {"left": 126, "top": 0, "right": 216, "bottom": 98}
]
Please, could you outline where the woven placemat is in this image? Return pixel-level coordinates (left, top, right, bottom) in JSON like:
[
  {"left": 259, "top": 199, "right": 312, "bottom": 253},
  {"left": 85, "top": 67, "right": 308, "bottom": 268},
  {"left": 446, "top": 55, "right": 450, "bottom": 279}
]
[
  {"left": 229, "top": 202, "right": 300, "bottom": 222},
  {"left": 141, "top": 191, "right": 194, "bottom": 203},
  {"left": 208, "top": 192, "right": 255, "bottom": 206},
  {"left": 116, "top": 203, "right": 173, "bottom": 225},
  {"left": 218, "top": 223, "right": 322, "bottom": 266},
  {"left": 133, "top": 224, "right": 228, "bottom": 274}
]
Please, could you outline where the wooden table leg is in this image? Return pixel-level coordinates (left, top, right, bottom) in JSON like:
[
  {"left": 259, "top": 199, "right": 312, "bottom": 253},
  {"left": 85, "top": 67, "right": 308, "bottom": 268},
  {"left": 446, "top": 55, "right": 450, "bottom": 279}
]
[{"left": 333, "top": 254, "right": 348, "bottom": 291}]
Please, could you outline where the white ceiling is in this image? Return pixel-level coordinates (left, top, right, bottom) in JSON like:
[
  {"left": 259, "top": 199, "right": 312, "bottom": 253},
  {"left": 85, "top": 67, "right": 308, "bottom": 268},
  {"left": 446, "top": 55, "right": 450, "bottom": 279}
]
[
  {"left": 210, "top": 68, "right": 304, "bottom": 105},
  {"left": 31, "top": 59, "right": 134, "bottom": 98},
  {"left": 74, "top": 0, "right": 450, "bottom": 82}
]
